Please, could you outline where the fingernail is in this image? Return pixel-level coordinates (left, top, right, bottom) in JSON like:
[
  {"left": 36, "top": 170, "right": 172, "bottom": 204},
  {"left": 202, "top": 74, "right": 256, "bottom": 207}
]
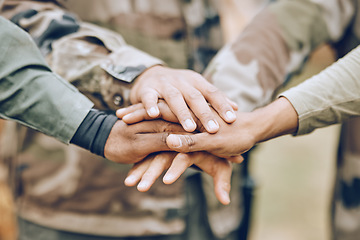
[
  {"left": 147, "top": 107, "right": 159, "bottom": 117},
  {"left": 122, "top": 113, "right": 133, "bottom": 121},
  {"left": 116, "top": 108, "right": 126, "bottom": 116},
  {"left": 124, "top": 175, "right": 137, "bottom": 185},
  {"left": 226, "top": 111, "right": 236, "bottom": 121},
  {"left": 184, "top": 119, "right": 196, "bottom": 131},
  {"left": 207, "top": 120, "right": 219, "bottom": 132},
  {"left": 222, "top": 190, "right": 230, "bottom": 205},
  {"left": 163, "top": 173, "right": 173, "bottom": 184},
  {"left": 137, "top": 181, "right": 149, "bottom": 191},
  {"left": 168, "top": 134, "right": 182, "bottom": 148}
]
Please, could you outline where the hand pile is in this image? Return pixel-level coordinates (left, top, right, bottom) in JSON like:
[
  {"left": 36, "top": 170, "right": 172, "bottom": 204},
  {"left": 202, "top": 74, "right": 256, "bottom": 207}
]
[{"left": 105, "top": 65, "right": 243, "bottom": 205}]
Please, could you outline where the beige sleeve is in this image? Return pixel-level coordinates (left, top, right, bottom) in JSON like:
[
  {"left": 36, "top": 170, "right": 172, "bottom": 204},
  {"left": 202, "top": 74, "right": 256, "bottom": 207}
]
[{"left": 280, "top": 45, "right": 360, "bottom": 135}]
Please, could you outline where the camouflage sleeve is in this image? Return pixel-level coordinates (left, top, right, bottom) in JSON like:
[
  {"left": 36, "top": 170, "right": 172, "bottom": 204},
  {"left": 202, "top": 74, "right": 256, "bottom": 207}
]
[
  {"left": 0, "top": 16, "right": 93, "bottom": 143},
  {"left": 281, "top": 45, "right": 360, "bottom": 135},
  {"left": 1, "top": 0, "right": 164, "bottom": 110},
  {"left": 204, "top": 0, "right": 355, "bottom": 111}
]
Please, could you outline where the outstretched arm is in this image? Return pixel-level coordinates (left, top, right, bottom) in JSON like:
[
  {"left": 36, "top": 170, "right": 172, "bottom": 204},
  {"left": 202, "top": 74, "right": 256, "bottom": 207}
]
[
  {"left": 167, "top": 97, "right": 297, "bottom": 158},
  {"left": 168, "top": 45, "right": 360, "bottom": 157}
]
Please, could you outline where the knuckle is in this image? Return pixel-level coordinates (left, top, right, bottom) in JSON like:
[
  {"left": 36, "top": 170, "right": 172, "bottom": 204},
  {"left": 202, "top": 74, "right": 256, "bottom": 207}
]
[
  {"left": 217, "top": 102, "right": 231, "bottom": 111},
  {"left": 160, "top": 132, "right": 170, "bottom": 143},
  {"left": 205, "top": 85, "right": 220, "bottom": 95},
  {"left": 164, "top": 88, "right": 182, "bottom": 99},
  {"left": 176, "top": 108, "right": 191, "bottom": 119},
  {"left": 162, "top": 122, "right": 181, "bottom": 132},
  {"left": 177, "top": 153, "right": 192, "bottom": 165},
  {"left": 222, "top": 181, "right": 231, "bottom": 192},
  {"left": 186, "top": 90, "right": 203, "bottom": 100},
  {"left": 183, "top": 135, "right": 196, "bottom": 148},
  {"left": 197, "top": 110, "right": 212, "bottom": 120}
]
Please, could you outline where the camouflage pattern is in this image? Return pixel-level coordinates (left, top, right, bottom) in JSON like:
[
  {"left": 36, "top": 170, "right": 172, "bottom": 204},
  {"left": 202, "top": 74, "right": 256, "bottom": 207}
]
[
  {"left": 0, "top": 0, "right": 245, "bottom": 239},
  {"left": 204, "top": 0, "right": 360, "bottom": 239}
]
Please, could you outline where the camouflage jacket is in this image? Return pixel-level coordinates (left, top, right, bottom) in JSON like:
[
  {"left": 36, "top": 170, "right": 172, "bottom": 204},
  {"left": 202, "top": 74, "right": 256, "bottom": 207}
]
[
  {"left": 204, "top": 0, "right": 360, "bottom": 239},
  {"left": 0, "top": 0, "right": 243, "bottom": 238}
]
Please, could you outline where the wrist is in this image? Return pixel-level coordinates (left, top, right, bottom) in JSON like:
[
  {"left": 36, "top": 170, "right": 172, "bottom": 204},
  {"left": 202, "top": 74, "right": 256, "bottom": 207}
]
[
  {"left": 70, "top": 109, "right": 118, "bottom": 157},
  {"left": 252, "top": 97, "right": 299, "bottom": 143}
]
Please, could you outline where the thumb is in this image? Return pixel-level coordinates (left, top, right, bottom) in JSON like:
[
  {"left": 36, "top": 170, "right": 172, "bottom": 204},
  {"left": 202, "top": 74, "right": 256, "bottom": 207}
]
[{"left": 166, "top": 133, "right": 210, "bottom": 152}]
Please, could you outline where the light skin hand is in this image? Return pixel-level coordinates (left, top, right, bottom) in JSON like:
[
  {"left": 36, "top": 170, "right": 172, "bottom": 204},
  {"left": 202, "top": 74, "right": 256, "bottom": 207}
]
[
  {"left": 123, "top": 65, "right": 238, "bottom": 133},
  {"left": 166, "top": 97, "right": 299, "bottom": 158},
  {"left": 124, "top": 151, "right": 236, "bottom": 205},
  {"left": 103, "top": 119, "right": 185, "bottom": 164}
]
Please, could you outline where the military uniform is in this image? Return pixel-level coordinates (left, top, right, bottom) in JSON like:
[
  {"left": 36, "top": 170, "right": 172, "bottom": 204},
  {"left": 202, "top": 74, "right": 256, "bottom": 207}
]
[
  {"left": 0, "top": 16, "right": 93, "bottom": 144},
  {"left": 0, "top": 1, "right": 245, "bottom": 239}
]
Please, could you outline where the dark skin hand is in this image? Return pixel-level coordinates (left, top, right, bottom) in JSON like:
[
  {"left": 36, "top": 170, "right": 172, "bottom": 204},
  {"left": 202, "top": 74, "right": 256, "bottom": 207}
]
[{"left": 103, "top": 119, "right": 184, "bottom": 164}]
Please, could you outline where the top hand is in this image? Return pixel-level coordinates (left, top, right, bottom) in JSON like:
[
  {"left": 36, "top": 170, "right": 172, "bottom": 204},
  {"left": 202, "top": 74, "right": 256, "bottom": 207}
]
[{"left": 124, "top": 65, "right": 238, "bottom": 133}]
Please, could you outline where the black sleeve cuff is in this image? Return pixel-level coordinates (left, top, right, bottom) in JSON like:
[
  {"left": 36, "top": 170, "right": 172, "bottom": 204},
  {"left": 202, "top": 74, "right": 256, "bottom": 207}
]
[{"left": 70, "top": 109, "right": 118, "bottom": 157}]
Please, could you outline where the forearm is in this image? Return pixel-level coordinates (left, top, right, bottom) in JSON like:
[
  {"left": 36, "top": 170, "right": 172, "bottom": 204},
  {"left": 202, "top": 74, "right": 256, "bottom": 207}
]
[{"left": 251, "top": 97, "right": 298, "bottom": 143}]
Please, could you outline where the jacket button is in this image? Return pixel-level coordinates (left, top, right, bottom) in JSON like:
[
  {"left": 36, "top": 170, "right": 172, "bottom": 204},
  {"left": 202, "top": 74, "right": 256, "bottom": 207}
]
[{"left": 113, "top": 94, "right": 124, "bottom": 107}]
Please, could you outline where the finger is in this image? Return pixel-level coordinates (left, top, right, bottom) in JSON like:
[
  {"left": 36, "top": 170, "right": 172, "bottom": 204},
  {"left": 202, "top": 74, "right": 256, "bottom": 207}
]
[
  {"left": 162, "top": 86, "right": 197, "bottom": 132},
  {"left": 227, "top": 155, "right": 244, "bottom": 164},
  {"left": 212, "top": 160, "right": 232, "bottom": 205},
  {"left": 124, "top": 158, "right": 153, "bottom": 186},
  {"left": 166, "top": 133, "right": 213, "bottom": 153},
  {"left": 140, "top": 88, "right": 160, "bottom": 118},
  {"left": 192, "top": 154, "right": 232, "bottom": 205},
  {"left": 159, "top": 100, "right": 203, "bottom": 130},
  {"left": 226, "top": 98, "right": 239, "bottom": 111},
  {"left": 163, "top": 153, "right": 193, "bottom": 184},
  {"left": 201, "top": 83, "right": 237, "bottom": 124},
  {"left": 157, "top": 100, "right": 179, "bottom": 123},
  {"left": 132, "top": 119, "right": 184, "bottom": 133},
  {"left": 133, "top": 122, "right": 185, "bottom": 154},
  {"left": 116, "top": 103, "right": 145, "bottom": 119},
  {"left": 122, "top": 100, "right": 180, "bottom": 124},
  {"left": 122, "top": 109, "right": 153, "bottom": 124},
  {"left": 183, "top": 88, "right": 220, "bottom": 133},
  {"left": 189, "top": 74, "right": 237, "bottom": 123},
  {"left": 137, "top": 153, "right": 175, "bottom": 192}
]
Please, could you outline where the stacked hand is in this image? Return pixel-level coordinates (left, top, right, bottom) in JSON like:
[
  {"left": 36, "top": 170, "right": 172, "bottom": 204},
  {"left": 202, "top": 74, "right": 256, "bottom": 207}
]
[
  {"left": 111, "top": 65, "right": 298, "bottom": 205},
  {"left": 116, "top": 100, "right": 243, "bottom": 205},
  {"left": 118, "top": 65, "right": 238, "bottom": 133},
  {"left": 112, "top": 65, "right": 240, "bottom": 205}
]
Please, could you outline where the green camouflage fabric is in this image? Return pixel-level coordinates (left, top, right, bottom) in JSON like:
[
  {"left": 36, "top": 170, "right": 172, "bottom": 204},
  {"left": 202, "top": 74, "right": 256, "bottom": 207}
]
[
  {"left": 204, "top": 0, "right": 360, "bottom": 239},
  {"left": 0, "top": 0, "right": 244, "bottom": 239}
]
